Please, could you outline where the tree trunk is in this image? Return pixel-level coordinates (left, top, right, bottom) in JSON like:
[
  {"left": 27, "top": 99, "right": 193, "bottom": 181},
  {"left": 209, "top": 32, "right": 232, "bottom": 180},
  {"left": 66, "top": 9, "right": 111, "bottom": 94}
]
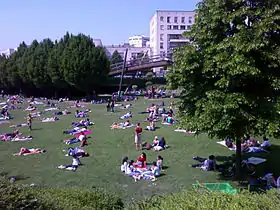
[{"left": 235, "top": 138, "right": 242, "bottom": 180}]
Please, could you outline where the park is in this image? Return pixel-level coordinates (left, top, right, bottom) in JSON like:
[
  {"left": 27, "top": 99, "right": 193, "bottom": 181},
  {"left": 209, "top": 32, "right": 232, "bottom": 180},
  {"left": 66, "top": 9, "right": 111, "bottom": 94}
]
[{"left": 1, "top": 0, "right": 280, "bottom": 209}]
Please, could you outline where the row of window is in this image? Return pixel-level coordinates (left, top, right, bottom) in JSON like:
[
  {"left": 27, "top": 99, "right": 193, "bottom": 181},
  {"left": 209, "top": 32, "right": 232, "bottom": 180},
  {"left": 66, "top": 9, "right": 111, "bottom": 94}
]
[
  {"left": 160, "top": 16, "right": 193, "bottom": 24},
  {"left": 160, "top": 25, "right": 191, "bottom": 31}
]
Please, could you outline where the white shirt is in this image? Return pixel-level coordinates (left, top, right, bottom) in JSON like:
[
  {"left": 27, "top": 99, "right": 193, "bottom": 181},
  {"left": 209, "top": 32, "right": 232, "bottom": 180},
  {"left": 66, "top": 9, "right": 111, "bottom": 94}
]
[
  {"left": 72, "top": 157, "right": 79, "bottom": 166},
  {"left": 152, "top": 166, "right": 161, "bottom": 177},
  {"left": 261, "top": 141, "right": 271, "bottom": 148},
  {"left": 125, "top": 165, "right": 134, "bottom": 175},
  {"left": 78, "top": 135, "right": 85, "bottom": 141},
  {"left": 121, "top": 162, "right": 127, "bottom": 173}
]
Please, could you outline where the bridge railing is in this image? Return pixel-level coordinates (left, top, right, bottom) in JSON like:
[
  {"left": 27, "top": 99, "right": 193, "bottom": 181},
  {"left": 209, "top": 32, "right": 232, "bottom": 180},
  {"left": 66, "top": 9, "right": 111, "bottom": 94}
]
[{"left": 110, "top": 53, "right": 173, "bottom": 71}]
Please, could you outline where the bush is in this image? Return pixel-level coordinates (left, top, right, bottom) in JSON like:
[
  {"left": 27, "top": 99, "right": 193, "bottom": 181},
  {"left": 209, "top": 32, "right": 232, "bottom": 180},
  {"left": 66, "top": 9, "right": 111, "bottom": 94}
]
[
  {"left": 145, "top": 81, "right": 153, "bottom": 88},
  {"left": 132, "top": 190, "right": 280, "bottom": 210},
  {"left": 0, "top": 179, "right": 123, "bottom": 210}
]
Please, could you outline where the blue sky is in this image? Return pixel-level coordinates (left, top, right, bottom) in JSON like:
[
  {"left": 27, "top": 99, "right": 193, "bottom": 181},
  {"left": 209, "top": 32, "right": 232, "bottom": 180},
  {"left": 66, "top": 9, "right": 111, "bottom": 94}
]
[{"left": 0, "top": 0, "right": 200, "bottom": 49}]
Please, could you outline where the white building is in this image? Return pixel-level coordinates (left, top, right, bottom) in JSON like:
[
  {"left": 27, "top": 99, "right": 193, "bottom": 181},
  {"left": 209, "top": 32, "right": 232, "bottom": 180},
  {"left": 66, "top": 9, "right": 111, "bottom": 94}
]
[
  {"left": 128, "top": 35, "right": 150, "bottom": 48},
  {"left": 105, "top": 43, "right": 151, "bottom": 62},
  {"left": 0, "top": 48, "right": 16, "bottom": 57},
  {"left": 149, "top": 10, "right": 196, "bottom": 56}
]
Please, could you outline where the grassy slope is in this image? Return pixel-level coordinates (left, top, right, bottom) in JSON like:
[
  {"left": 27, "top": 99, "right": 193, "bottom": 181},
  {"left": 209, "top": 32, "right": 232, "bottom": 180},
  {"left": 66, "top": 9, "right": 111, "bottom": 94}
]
[{"left": 0, "top": 97, "right": 279, "bottom": 203}]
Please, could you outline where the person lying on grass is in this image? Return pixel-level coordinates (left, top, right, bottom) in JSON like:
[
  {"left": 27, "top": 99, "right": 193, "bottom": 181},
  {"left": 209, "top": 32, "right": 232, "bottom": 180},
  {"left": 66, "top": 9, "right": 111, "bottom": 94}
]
[
  {"left": 64, "top": 132, "right": 88, "bottom": 147},
  {"left": 41, "top": 117, "right": 59, "bottom": 122},
  {"left": 111, "top": 120, "right": 131, "bottom": 129},
  {"left": 72, "top": 118, "right": 93, "bottom": 127},
  {"left": 57, "top": 155, "right": 81, "bottom": 171},
  {"left": 13, "top": 147, "right": 46, "bottom": 156},
  {"left": 63, "top": 126, "right": 87, "bottom": 135},
  {"left": 65, "top": 147, "right": 89, "bottom": 157},
  {"left": 120, "top": 111, "right": 132, "bottom": 120},
  {"left": 0, "top": 129, "right": 21, "bottom": 141},
  {"left": 75, "top": 110, "right": 86, "bottom": 118}
]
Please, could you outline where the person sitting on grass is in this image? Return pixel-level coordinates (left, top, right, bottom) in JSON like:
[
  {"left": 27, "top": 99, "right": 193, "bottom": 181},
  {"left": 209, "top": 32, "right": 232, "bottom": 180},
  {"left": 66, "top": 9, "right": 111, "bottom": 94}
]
[
  {"left": 14, "top": 148, "right": 46, "bottom": 156},
  {"left": 134, "top": 161, "right": 161, "bottom": 183},
  {"left": 57, "top": 155, "right": 81, "bottom": 171},
  {"left": 134, "top": 153, "right": 147, "bottom": 168},
  {"left": 153, "top": 137, "right": 167, "bottom": 151},
  {"left": 260, "top": 136, "right": 271, "bottom": 150},
  {"left": 121, "top": 156, "right": 129, "bottom": 173},
  {"left": 156, "top": 155, "right": 163, "bottom": 170},
  {"left": 192, "top": 155, "right": 216, "bottom": 171}
]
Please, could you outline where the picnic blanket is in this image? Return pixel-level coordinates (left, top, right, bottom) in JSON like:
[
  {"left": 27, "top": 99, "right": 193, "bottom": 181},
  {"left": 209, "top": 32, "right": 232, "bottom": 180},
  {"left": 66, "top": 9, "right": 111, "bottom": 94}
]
[
  {"left": 0, "top": 121, "right": 10, "bottom": 124},
  {"left": 74, "top": 130, "right": 92, "bottom": 137},
  {"left": 45, "top": 107, "right": 58, "bottom": 111},
  {"left": 25, "top": 108, "right": 36, "bottom": 111},
  {"left": 161, "top": 122, "right": 173, "bottom": 125},
  {"left": 217, "top": 141, "right": 236, "bottom": 151},
  {"left": 42, "top": 118, "right": 57, "bottom": 122},
  {"left": 11, "top": 137, "right": 33, "bottom": 142},
  {"left": 122, "top": 124, "right": 135, "bottom": 129},
  {"left": 245, "top": 157, "right": 267, "bottom": 165}
]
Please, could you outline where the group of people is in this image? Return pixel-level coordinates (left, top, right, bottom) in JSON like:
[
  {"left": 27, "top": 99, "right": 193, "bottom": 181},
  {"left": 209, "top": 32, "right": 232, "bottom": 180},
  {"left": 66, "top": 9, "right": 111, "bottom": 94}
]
[{"left": 120, "top": 153, "right": 163, "bottom": 182}]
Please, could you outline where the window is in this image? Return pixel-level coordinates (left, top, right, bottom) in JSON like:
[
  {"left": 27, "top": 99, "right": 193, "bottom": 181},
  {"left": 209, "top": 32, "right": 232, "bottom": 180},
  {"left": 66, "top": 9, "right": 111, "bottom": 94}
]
[
  {"left": 160, "top": 42, "right": 164, "bottom": 49},
  {"left": 160, "top": 16, "right": 164, "bottom": 21},
  {"left": 180, "top": 25, "right": 186, "bottom": 30},
  {"left": 160, "top": 25, "right": 164, "bottom": 30},
  {"left": 181, "top": 17, "right": 185, "bottom": 23},
  {"left": 160, "top": 51, "right": 165, "bottom": 56},
  {"left": 189, "top": 19, "right": 192, "bottom": 24},
  {"left": 167, "top": 25, "right": 171, "bottom": 30},
  {"left": 187, "top": 25, "right": 191, "bottom": 30},
  {"left": 160, "top": 34, "right": 164, "bottom": 41},
  {"left": 173, "top": 25, "right": 179, "bottom": 30},
  {"left": 167, "top": 16, "right": 171, "bottom": 23},
  {"left": 174, "top": 17, "right": 178, "bottom": 23}
]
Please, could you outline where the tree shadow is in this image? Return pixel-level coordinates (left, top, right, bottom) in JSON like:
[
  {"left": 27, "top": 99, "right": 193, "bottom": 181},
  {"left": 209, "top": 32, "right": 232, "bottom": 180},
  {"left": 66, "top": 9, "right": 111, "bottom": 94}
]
[{"left": 215, "top": 144, "right": 280, "bottom": 187}]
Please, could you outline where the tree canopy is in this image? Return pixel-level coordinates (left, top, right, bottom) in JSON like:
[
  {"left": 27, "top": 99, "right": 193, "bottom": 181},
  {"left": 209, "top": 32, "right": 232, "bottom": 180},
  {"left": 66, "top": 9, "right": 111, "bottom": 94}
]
[
  {"left": 167, "top": 0, "right": 280, "bottom": 176},
  {"left": 0, "top": 32, "right": 110, "bottom": 96},
  {"left": 111, "top": 50, "right": 123, "bottom": 64}
]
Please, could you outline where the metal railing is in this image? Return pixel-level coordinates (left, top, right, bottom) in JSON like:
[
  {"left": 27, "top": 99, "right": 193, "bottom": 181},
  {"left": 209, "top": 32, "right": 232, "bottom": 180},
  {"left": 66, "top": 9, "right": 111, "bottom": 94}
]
[{"left": 110, "top": 53, "right": 173, "bottom": 71}]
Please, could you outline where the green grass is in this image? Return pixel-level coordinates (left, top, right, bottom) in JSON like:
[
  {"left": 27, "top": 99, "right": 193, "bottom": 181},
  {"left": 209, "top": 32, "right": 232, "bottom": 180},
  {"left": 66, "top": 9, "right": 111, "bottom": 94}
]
[{"left": 0, "top": 97, "right": 280, "bottom": 203}]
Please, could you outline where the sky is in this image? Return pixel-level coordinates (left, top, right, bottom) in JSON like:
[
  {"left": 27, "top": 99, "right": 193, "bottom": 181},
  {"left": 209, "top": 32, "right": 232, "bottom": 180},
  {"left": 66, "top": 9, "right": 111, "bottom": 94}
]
[{"left": 0, "top": 0, "right": 200, "bottom": 50}]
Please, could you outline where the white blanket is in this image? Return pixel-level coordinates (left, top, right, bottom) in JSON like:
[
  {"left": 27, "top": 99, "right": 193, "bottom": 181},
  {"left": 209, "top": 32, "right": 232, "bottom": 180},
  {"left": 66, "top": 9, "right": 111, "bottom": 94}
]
[
  {"left": 30, "top": 101, "right": 44, "bottom": 105},
  {"left": 174, "top": 129, "right": 186, "bottom": 133},
  {"left": 42, "top": 119, "right": 56, "bottom": 122},
  {"left": 45, "top": 107, "right": 58, "bottom": 111},
  {"left": 217, "top": 141, "right": 236, "bottom": 151},
  {"left": 123, "top": 124, "right": 135, "bottom": 129},
  {"left": 12, "top": 137, "right": 32, "bottom": 142}
]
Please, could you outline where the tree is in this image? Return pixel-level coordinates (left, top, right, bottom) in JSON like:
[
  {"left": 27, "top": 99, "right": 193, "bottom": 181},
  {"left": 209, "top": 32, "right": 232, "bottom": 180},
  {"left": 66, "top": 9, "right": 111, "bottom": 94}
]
[
  {"left": 166, "top": 0, "right": 280, "bottom": 178},
  {"left": 111, "top": 50, "right": 123, "bottom": 64}
]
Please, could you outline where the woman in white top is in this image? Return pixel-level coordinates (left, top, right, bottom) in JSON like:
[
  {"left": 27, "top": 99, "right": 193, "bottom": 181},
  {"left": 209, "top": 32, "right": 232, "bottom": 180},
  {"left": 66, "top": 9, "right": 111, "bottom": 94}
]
[
  {"left": 121, "top": 156, "right": 128, "bottom": 173},
  {"left": 125, "top": 160, "right": 135, "bottom": 176}
]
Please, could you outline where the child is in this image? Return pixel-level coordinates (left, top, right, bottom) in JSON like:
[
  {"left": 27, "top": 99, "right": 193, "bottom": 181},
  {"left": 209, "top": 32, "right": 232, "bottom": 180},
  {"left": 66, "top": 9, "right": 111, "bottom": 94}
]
[
  {"left": 121, "top": 156, "right": 128, "bottom": 173},
  {"left": 156, "top": 155, "right": 163, "bottom": 170}
]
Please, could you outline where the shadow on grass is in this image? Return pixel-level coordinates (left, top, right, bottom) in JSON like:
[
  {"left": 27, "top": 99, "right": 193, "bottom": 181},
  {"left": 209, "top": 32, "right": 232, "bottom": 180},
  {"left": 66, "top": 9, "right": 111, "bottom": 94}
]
[
  {"left": 214, "top": 144, "right": 280, "bottom": 186},
  {"left": 9, "top": 174, "right": 30, "bottom": 181},
  {"left": 31, "top": 128, "right": 43, "bottom": 131}
]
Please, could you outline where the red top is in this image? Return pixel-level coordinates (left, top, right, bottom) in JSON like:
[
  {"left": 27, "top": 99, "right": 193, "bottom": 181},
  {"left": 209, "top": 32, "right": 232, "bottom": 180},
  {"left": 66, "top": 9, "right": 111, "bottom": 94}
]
[
  {"left": 135, "top": 126, "right": 142, "bottom": 134},
  {"left": 137, "top": 156, "right": 146, "bottom": 167}
]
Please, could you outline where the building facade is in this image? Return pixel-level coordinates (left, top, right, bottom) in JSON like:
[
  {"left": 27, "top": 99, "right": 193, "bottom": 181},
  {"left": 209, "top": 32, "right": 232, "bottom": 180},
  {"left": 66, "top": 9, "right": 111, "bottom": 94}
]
[
  {"left": 0, "top": 48, "right": 16, "bottom": 57},
  {"left": 149, "top": 10, "right": 196, "bottom": 56},
  {"left": 128, "top": 35, "right": 150, "bottom": 48}
]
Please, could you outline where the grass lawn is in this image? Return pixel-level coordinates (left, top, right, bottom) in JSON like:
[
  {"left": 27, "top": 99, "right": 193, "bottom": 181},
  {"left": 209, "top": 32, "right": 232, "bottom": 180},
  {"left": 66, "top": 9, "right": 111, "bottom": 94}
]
[{"left": 1, "top": 97, "right": 280, "bottom": 203}]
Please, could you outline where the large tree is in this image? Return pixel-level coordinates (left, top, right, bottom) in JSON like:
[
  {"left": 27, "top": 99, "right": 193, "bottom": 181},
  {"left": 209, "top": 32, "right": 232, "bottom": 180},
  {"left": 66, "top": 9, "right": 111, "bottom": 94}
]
[
  {"left": 167, "top": 0, "right": 280, "bottom": 178},
  {"left": 110, "top": 50, "right": 123, "bottom": 64}
]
